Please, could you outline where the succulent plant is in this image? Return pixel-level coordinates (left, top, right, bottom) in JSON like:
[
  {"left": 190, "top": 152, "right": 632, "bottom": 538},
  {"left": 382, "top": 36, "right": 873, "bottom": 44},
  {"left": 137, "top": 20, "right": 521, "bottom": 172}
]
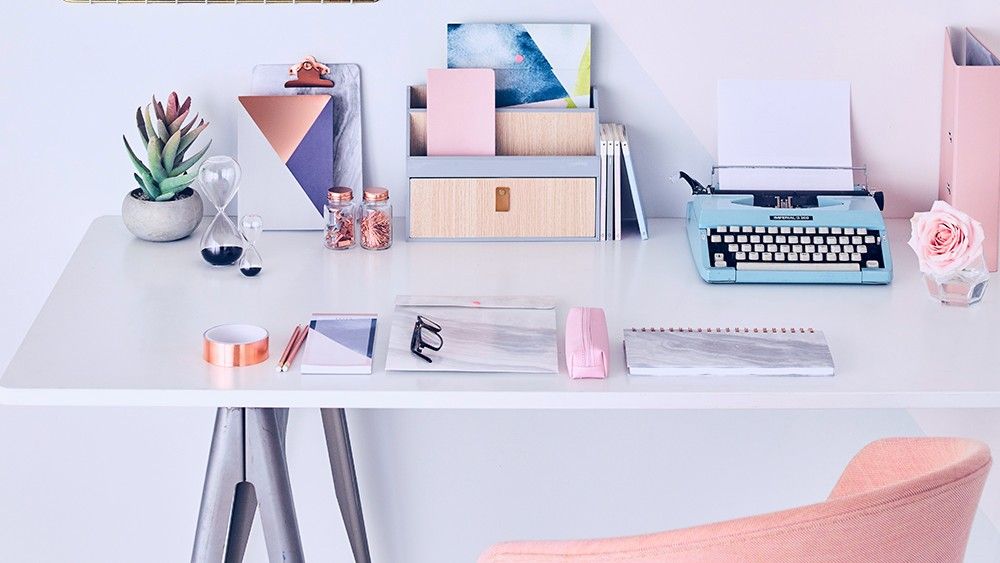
[{"left": 124, "top": 92, "right": 211, "bottom": 202}]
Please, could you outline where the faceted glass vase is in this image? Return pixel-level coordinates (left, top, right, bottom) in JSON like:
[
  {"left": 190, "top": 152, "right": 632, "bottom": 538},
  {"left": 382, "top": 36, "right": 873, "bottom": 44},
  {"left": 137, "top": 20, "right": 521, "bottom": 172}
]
[{"left": 924, "top": 255, "right": 990, "bottom": 306}]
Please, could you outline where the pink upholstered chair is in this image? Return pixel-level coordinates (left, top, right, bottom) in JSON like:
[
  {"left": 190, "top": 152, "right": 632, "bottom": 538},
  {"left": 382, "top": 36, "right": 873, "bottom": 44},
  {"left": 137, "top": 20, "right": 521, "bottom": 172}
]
[{"left": 479, "top": 438, "right": 991, "bottom": 563}]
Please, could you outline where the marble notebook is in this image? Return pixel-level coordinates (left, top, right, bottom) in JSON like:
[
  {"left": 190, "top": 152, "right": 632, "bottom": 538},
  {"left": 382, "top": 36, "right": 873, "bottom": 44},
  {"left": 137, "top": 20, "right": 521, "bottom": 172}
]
[
  {"left": 385, "top": 296, "right": 559, "bottom": 374},
  {"left": 624, "top": 328, "right": 834, "bottom": 377}
]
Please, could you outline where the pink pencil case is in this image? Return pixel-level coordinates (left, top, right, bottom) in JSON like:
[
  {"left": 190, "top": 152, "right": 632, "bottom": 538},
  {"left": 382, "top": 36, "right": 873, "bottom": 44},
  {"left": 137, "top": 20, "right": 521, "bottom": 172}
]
[{"left": 565, "top": 307, "right": 610, "bottom": 379}]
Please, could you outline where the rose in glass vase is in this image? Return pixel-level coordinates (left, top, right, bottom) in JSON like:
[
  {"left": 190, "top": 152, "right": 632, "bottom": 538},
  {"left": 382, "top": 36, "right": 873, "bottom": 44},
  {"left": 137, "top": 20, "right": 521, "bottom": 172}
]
[{"left": 908, "top": 201, "right": 989, "bottom": 305}]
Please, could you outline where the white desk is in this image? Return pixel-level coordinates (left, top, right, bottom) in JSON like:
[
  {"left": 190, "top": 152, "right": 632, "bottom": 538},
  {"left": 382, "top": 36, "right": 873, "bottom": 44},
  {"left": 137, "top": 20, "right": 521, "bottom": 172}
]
[
  {"left": 2, "top": 217, "right": 998, "bottom": 410},
  {"left": 2, "top": 216, "right": 997, "bottom": 563}
]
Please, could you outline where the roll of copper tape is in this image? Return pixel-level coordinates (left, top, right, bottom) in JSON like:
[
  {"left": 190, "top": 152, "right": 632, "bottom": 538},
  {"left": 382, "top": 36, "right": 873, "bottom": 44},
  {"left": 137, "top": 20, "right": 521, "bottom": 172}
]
[{"left": 203, "top": 324, "right": 270, "bottom": 367}]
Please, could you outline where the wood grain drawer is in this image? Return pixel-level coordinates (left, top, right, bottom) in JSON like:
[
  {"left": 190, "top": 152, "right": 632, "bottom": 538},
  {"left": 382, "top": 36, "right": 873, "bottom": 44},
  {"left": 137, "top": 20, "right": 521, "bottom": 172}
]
[
  {"left": 409, "top": 178, "right": 597, "bottom": 239},
  {"left": 409, "top": 111, "right": 596, "bottom": 157}
]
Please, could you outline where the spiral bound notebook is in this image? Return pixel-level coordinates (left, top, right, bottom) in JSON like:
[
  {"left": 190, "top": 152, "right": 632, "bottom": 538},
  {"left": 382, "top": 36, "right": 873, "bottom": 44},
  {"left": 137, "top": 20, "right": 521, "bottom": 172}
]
[{"left": 624, "top": 327, "right": 834, "bottom": 377}]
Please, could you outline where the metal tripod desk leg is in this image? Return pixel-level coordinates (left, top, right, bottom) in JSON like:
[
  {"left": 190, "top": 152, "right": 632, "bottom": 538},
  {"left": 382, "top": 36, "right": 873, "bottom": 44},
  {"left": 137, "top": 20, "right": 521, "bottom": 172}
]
[
  {"left": 322, "top": 408, "right": 372, "bottom": 563},
  {"left": 191, "top": 408, "right": 304, "bottom": 563}
]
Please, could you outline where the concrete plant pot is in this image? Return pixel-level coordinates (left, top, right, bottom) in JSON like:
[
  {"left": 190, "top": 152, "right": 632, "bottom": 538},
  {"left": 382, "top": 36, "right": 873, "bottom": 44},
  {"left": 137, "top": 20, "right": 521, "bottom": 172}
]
[{"left": 122, "top": 187, "right": 204, "bottom": 242}]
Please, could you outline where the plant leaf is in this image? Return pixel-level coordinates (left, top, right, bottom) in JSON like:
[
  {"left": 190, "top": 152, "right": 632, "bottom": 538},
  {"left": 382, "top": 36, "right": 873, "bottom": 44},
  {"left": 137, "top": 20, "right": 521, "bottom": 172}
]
[
  {"left": 166, "top": 92, "right": 179, "bottom": 123},
  {"left": 154, "top": 115, "right": 169, "bottom": 143},
  {"left": 136, "top": 107, "right": 148, "bottom": 145},
  {"left": 124, "top": 136, "right": 151, "bottom": 176},
  {"left": 168, "top": 110, "right": 188, "bottom": 135},
  {"left": 159, "top": 173, "right": 195, "bottom": 193},
  {"left": 178, "top": 96, "right": 191, "bottom": 119},
  {"left": 134, "top": 173, "right": 156, "bottom": 200},
  {"left": 177, "top": 120, "right": 209, "bottom": 158},
  {"left": 179, "top": 113, "right": 199, "bottom": 137},
  {"left": 162, "top": 129, "right": 182, "bottom": 173},
  {"left": 155, "top": 192, "right": 179, "bottom": 202},
  {"left": 170, "top": 140, "right": 212, "bottom": 176},
  {"left": 147, "top": 137, "right": 167, "bottom": 184},
  {"left": 153, "top": 95, "right": 167, "bottom": 124},
  {"left": 124, "top": 136, "right": 158, "bottom": 198},
  {"left": 142, "top": 105, "right": 157, "bottom": 144}
]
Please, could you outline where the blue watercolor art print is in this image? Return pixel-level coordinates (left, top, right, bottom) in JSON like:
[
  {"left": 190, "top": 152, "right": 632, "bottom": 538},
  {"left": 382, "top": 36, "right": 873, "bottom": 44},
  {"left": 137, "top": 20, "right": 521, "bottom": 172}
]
[{"left": 447, "top": 23, "right": 591, "bottom": 108}]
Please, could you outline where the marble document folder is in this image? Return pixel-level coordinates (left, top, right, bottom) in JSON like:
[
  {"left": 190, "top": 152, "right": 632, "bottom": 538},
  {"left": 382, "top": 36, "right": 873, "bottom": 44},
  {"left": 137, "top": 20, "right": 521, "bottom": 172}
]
[
  {"left": 624, "top": 329, "right": 834, "bottom": 377},
  {"left": 385, "top": 296, "right": 559, "bottom": 374}
]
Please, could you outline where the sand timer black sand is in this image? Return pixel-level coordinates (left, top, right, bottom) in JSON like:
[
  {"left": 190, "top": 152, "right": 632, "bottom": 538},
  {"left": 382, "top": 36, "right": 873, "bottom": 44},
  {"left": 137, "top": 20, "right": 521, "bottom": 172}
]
[
  {"left": 239, "top": 215, "right": 263, "bottom": 277},
  {"left": 199, "top": 156, "right": 244, "bottom": 266}
]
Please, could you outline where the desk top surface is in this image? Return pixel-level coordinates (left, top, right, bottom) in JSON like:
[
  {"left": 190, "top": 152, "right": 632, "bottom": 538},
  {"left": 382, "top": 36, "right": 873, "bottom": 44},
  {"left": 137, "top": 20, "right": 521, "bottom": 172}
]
[{"left": 2, "top": 216, "right": 997, "bottom": 409}]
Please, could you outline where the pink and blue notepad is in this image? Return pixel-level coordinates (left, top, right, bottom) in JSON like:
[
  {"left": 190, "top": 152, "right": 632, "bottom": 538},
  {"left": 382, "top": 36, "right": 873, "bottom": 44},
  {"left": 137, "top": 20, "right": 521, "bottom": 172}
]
[{"left": 300, "top": 314, "right": 377, "bottom": 375}]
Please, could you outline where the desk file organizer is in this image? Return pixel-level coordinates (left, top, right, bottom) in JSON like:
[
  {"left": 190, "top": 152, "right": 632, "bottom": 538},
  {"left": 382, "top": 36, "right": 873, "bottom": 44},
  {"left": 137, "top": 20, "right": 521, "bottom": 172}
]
[
  {"left": 406, "top": 85, "right": 601, "bottom": 241},
  {"left": 939, "top": 28, "right": 1000, "bottom": 271}
]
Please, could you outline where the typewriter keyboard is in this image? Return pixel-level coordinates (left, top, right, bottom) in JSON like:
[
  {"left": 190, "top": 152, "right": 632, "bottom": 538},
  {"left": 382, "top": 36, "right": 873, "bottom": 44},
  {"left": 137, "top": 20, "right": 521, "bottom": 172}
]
[{"left": 706, "top": 226, "right": 885, "bottom": 271}]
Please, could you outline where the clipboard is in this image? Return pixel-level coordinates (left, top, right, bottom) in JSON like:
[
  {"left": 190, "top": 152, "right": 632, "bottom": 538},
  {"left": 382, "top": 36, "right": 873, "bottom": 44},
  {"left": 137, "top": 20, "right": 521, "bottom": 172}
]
[{"left": 250, "top": 59, "right": 364, "bottom": 202}]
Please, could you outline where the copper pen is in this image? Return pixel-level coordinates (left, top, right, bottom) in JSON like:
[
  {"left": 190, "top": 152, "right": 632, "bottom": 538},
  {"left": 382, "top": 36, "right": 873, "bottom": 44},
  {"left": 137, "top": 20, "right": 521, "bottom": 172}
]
[
  {"left": 281, "top": 325, "right": 310, "bottom": 372},
  {"left": 276, "top": 325, "right": 304, "bottom": 372}
]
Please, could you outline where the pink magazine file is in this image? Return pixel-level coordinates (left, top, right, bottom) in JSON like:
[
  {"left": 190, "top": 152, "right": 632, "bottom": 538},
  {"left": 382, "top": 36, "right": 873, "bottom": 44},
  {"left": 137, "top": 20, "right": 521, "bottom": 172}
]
[
  {"left": 940, "top": 28, "right": 1000, "bottom": 271},
  {"left": 565, "top": 307, "right": 609, "bottom": 379},
  {"left": 426, "top": 69, "right": 496, "bottom": 156}
]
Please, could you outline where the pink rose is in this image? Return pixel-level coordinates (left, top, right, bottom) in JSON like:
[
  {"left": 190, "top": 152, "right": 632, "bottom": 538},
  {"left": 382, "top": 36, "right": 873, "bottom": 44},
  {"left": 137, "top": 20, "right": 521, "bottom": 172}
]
[{"left": 908, "top": 201, "right": 985, "bottom": 276}]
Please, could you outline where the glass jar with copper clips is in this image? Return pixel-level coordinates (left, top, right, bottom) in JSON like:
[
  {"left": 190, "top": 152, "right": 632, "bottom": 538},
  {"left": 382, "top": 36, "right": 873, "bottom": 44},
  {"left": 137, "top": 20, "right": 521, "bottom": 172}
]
[
  {"left": 325, "top": 187, "right": 356, "bottom": 250},
  {"left": 359, "top": 187, "right": 392, "bottom": 250}
]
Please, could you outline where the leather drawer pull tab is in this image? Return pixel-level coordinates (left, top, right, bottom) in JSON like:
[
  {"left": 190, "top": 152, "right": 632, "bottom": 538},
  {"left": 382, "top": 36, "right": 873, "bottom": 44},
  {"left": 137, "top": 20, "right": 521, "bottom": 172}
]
[{"left": 496, "top": 187, "right": 511, "bottom": 212}]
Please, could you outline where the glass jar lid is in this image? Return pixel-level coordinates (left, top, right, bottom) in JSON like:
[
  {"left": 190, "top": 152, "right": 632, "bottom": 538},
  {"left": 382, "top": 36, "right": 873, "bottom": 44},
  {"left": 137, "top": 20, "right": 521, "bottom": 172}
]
[
  {"left": 363, "top": 187, "right": 389, "bottom": 202},
  {"left": 327, "top": 186, "right": 354, "bottom": 203}
]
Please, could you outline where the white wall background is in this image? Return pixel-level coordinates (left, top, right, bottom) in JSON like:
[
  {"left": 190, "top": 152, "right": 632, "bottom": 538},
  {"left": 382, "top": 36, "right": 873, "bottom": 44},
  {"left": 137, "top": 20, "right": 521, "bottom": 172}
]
[{"left": 2, "top": 1, "right": 1000, "bottom": 561}]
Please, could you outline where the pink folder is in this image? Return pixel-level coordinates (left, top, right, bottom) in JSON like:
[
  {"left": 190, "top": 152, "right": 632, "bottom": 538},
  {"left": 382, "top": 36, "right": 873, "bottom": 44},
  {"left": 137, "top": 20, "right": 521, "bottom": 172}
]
[
  {"left": 427, "top": 69, "right": 496, "bottom": 156},
  {"left": 939, "top": 28, "right": 1000, "bottom": 271}
]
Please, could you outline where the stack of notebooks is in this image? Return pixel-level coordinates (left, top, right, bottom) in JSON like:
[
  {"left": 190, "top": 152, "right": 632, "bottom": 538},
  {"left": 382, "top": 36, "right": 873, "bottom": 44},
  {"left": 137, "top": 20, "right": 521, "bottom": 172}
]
[{"left": 600, "top": 124, "right": 648, "bottom": 240}]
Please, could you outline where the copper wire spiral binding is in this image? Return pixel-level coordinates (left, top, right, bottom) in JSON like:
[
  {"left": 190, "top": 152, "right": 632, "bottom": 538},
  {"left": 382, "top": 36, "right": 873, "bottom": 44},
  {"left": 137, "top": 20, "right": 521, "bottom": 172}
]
[{"left": 630, "top": 327, "right": 815, "bottom": 334}]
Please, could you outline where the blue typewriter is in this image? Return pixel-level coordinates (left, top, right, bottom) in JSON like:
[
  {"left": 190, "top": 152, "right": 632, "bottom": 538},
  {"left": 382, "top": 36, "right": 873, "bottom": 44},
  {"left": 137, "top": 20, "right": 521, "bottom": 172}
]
[{"left": 682, "top": 166, "right": 892, "bottom": 285}]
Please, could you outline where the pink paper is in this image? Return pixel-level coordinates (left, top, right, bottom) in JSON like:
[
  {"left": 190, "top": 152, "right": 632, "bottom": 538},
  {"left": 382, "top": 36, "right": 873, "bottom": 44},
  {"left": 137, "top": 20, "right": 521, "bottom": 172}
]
[{"left": 427, "top": 69, "right": 496, "bottom": 156}]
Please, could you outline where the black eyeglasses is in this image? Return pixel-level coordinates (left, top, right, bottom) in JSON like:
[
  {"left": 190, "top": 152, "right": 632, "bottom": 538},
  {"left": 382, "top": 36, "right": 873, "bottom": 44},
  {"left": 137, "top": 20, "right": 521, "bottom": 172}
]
[{"left": 410, "top": 315, "right": 443, "bottom": 363}]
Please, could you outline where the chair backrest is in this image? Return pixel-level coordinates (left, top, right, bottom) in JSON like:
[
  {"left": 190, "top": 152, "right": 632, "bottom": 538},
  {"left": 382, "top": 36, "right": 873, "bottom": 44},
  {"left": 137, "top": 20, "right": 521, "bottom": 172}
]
[{"left": 479, "top": 438, "right": 991, "bottom": 563}]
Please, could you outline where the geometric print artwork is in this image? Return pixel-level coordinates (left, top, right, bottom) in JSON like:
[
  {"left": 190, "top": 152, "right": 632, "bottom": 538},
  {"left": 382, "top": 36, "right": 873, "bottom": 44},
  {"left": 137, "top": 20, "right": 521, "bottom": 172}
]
[
  {"left": 238, "top": 95, "right": 334, "bottom": 221},
  {"left": 448, "top": 23, "right": 591, "bottom": 108}
]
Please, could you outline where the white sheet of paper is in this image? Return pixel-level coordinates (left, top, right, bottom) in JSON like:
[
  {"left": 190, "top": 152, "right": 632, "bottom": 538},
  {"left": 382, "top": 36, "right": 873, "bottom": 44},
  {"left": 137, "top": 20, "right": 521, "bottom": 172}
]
[{"left": 717, "top": 79, "right": 855, "bottom": 191}]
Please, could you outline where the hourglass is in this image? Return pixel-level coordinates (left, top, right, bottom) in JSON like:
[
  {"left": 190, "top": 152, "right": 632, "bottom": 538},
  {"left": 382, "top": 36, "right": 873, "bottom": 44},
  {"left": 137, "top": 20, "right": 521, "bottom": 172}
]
[
  {"left": 199, "top": 156, "right": 243, "bottom": 266},
  {"left": 239, "top": 215, "right": 263, "bottom": 277}
]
